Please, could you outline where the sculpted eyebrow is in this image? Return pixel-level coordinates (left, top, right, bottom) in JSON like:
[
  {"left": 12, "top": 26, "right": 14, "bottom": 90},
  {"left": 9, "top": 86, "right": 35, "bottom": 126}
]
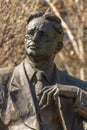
[
  {"left": 27, "top": 29, "right": 34, "bottom": 34},
  {"left": 27, "top": 25, "right": 36, "bottom": 32}
]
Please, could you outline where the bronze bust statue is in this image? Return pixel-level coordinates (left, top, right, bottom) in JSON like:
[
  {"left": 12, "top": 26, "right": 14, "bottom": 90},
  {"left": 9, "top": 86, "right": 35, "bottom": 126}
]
[{"left": 0, "top": 11, "right": 87, "bottom": 130}]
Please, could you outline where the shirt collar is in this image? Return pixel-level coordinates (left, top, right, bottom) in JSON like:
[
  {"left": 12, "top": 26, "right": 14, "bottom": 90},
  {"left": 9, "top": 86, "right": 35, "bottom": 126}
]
[{"left": 24, "top": 58, "right": 55, "bottom": 83}]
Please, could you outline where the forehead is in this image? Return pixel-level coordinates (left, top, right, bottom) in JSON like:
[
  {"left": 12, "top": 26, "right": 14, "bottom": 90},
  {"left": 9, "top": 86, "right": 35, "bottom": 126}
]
[{"left": 27, "top": 17, "right": 55, "bottom": 32}]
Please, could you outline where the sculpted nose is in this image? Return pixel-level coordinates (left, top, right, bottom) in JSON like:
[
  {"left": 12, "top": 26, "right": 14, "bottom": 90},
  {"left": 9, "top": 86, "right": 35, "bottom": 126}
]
[{"left": 32, "top": 32, "right": 39, "bottom": 42}]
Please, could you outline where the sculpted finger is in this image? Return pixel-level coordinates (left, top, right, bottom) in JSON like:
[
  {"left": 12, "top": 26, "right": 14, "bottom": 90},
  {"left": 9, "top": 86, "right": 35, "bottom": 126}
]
[
  {"left": 38, "top": 86, "right": 52, "bottom": 96},
  {"left": 39, "top": 89, "right": 51, "bottom": 106},
  {"left": 40, "top": 104, "right": 48, "bottom": 110},
  {"left": 53, "top": 88, "right": 59, "bottom": 101},
  {"left": 38, "top": 87, "right": 48, "bottom": 96},
  {"left": 46, "top": 88, "right": 56, "bottom": 106}
]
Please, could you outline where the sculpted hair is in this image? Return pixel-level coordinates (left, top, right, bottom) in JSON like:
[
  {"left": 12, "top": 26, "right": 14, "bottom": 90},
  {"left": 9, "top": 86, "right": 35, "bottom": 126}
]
[{"left": 27, "top": 11, "right": 64, "bottom": 52}]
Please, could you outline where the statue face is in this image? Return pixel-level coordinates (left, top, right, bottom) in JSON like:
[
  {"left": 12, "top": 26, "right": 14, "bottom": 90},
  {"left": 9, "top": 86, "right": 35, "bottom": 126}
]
[{"left": 25, "top": 18, "right": 58, "bottom": 58}]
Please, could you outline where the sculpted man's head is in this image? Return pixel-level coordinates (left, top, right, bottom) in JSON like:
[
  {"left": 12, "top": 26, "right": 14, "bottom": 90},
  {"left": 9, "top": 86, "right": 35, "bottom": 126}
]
[{"left": 25, "top": 11, "right": 64, "bottom": 63}]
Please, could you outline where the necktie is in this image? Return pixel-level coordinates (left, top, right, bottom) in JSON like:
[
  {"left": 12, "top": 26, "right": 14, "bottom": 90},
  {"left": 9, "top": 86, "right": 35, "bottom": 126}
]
[{"left": 35, "top": 71, "right": 48, "bottom": 100}]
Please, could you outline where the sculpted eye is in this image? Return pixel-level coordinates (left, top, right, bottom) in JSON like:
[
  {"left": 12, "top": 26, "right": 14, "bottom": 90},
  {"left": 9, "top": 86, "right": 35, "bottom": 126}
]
[{"left": 27, "top": 30, "right": 34, "bottom": 35}]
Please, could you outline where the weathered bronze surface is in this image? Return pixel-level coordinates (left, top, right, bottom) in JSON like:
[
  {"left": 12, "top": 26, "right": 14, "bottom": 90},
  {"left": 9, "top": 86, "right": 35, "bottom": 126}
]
[{"left": 0, "top": 11, "right": 87, "bottom": 130}]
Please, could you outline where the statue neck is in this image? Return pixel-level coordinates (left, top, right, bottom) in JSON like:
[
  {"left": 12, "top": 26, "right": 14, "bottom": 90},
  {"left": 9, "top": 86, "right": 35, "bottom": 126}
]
[{"left": 27, "top": 56, "right": 54, "bottom": 71}]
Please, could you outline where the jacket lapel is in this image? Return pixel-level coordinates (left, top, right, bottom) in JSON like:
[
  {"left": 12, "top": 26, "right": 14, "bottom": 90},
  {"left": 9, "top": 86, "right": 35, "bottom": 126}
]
[
  {"left": 54, "top": 66, "right": 74, "bottom": 130},
  {"left": 10, "top": 61, "right": 40, "bottom": 130}
]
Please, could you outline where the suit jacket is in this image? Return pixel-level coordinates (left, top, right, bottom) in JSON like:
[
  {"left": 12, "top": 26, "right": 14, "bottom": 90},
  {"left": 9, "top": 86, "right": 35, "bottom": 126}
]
[{"left": 0, "top": 59, "right": 87, "bottom": 130}]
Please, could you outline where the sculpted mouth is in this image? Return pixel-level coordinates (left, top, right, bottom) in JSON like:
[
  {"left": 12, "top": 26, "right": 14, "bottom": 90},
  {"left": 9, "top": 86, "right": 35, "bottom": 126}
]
[{"left": 27, "top": 45, "right": 40, "bottom": 49}]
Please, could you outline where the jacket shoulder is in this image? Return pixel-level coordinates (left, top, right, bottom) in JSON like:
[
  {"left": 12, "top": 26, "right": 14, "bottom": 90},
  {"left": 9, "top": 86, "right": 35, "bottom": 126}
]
[
  {"left": 58, "top": 70, "right": 87, "bottom": 90},
  {"left": 0, "top": 67, "right": 15, "bottom": 111},
  {"left": 0, "top": 67, "right": 14, "bottom": 73},
  {"left": 0, "top": 67, "right": 15, "bottom": 83}
]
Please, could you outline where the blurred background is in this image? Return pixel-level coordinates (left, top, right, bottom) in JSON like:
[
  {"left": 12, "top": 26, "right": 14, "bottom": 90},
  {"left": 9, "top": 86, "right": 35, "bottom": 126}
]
[{"left": 0, "top": 0, "right": 87, "bottom": 81}]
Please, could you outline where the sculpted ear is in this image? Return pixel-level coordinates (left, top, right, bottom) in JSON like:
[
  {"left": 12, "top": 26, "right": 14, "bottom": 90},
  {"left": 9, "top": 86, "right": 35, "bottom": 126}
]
[{"left": 54, "top": 41, "right": 63, "bottom": 54}]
